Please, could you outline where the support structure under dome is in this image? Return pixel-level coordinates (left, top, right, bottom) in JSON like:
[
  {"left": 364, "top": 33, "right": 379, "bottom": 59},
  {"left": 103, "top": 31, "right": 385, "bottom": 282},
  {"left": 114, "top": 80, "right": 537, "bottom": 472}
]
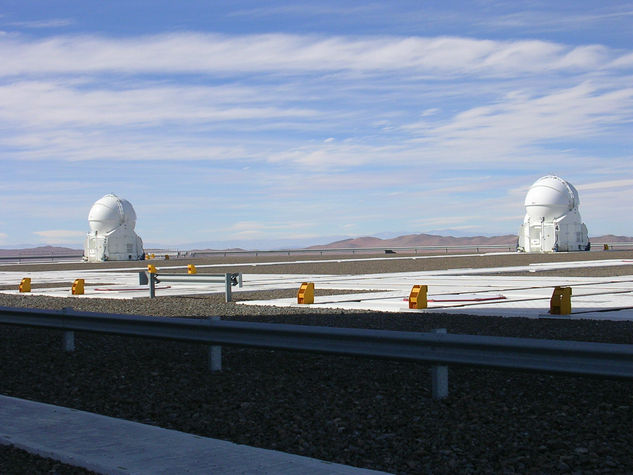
[
  {"left": 517, "top": 175, "right": 589, "bottom": 253},
  {"left": 83, "top": 194, "right": 145, "bottom": 262}
]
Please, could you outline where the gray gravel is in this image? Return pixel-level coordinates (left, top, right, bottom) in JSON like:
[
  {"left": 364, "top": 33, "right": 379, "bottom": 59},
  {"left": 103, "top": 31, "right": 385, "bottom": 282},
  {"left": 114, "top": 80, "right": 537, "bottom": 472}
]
[{"left": 2, "top": 252, "right": 633, "bottom": 474}]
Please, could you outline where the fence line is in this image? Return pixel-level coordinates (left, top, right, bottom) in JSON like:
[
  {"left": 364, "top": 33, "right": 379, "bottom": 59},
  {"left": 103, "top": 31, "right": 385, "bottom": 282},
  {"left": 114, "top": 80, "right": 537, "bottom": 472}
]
[{"left": 1, "top": 241, "right": 631, "bottom": 263}]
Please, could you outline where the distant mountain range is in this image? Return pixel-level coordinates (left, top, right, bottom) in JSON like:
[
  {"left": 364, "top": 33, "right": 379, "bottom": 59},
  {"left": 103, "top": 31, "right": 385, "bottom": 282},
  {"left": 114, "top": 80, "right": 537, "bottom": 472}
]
[
  {"left": 308, "top": 233, "right": 519, "bottom": 249},
  {"left": 0, "top": 245, "right": 84, "bottom": 258},
  {"left": 1, "top": 234, "right": 632, "bottom": 256},
  {"left": 309, "top": 233, "right": 633, "bottom": 249}
]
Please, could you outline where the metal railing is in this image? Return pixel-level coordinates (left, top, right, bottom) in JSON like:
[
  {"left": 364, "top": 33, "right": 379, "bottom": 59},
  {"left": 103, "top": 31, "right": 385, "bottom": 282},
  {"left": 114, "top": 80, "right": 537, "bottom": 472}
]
[
  {"left": 1, "top": 306, "right": 632, "bottom": 399},
  {"left": 187, "top": 244, "right": 518, "bottom": 257},
  {"left": 0, "top": 254, "right": 83, "bottom": 263},
  {"left": 144, "top": 272, "right": 242, "bottom": 302},
  {"left": 592, "top": 242, "right": 633, "bottom": 251},
  {"left": 1, "top": 241, "right": 630, "bottom": 263}
]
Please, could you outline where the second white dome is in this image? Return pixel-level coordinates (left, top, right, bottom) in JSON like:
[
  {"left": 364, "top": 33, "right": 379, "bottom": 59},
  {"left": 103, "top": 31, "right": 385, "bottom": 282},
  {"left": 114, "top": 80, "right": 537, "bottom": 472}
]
[
  {"left": 524, "top": 175, "right": 580, "bottom": 221},
  {"left": 88, "top": 193, "right": 137, "bottom": 234}
]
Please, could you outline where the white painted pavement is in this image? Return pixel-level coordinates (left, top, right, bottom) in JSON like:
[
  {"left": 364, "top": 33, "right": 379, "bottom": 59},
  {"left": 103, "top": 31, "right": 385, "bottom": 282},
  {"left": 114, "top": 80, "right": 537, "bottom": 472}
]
[{"left": 0, "top": 257, "right": 632, "bottom": 320}]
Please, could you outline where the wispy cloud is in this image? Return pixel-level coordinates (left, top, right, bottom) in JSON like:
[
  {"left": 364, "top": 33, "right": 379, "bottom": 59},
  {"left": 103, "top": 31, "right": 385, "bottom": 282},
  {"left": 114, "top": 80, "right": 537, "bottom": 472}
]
[
  {"left": 1, "top": 14, "right": 632, "bottom": 245},
  {"left": 0, "top": 33, "right": 627, "bottom": 78},
  {"left": 33, "top": 230, "right": 85, "bottom": 244},
  {"left": 6, "top": 19, "right": 73, "bottom": 29},
  {"left": 577, "top": 179, "right": 633, "bottom": 191},
  {"left": 484, "top": 8, "right": 633, "bottom": 32}
]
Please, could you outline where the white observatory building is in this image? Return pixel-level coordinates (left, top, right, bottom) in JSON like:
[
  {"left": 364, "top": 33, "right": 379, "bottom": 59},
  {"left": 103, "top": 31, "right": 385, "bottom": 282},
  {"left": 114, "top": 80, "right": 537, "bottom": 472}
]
[
  {"left": 83, "top": 194, "right": 145, "bottom": 262},
  {"left": 517, "top": 175, "right": 589, "bottom": 253}
]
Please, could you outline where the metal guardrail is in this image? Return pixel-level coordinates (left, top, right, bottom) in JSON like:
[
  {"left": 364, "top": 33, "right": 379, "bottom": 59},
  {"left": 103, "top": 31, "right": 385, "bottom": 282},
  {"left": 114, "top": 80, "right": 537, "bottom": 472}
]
[
  {"left": 186, "top": 242, "right": 633, "bottom": 257},
  {"left": 188, "top": 244, "right": 518, "bottom": 257},
  {"left": 1, "top": 242, "right": 630, "bottom": 263},
  {"left": 592, "top": 242, "right": 633, "bottom": 251},
  {"left": 1, "top": 306, "right": 632, "bottom": 399},
  {"left": 145, "top": 272, "right": 242, "bottom": 302},
  {"left": 0, "top": 254, "right": 83, "bottom": 263}
]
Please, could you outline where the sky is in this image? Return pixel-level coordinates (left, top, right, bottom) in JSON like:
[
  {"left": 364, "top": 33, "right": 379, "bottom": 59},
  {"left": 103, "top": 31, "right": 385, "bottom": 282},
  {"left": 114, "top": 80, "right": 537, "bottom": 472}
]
[{"left": 1, "top": 1, "right": 632, "bottom": 249}]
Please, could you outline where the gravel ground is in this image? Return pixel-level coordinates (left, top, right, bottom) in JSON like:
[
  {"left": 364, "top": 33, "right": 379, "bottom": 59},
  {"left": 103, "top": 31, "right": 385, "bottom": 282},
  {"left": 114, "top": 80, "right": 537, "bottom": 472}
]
[{"left": 2, "top": 252, "right": 633, "bottom": 474}]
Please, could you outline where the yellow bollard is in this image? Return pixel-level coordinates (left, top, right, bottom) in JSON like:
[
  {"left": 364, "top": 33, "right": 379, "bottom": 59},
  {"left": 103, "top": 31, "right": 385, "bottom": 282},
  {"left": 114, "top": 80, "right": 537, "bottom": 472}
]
[
  {"left": 603, "top": 244, "right": 609, "bottom": 251},
  {"left": 550, "top": 286, "right": 572, "bottom": 315},
  {"left": 71, "top": 279, "right": 85, "bottom": 295},
  {"left": 297, "top": 282, "right": 314, "bottom": 304},
  {"left": 409, "top": 285, "right": 428, "bottom": 309},
  {"left": 147, "top": 264, "right": 157, "bottom": 274},
  {"left": 151, "top": 253, "right": 155, "bottom": 259},
  {"left": 187, "top": 264, "right": 197, "bottom": 274},
  {"left": 19, "top": 277, "right": 31, "bottom": 293}
]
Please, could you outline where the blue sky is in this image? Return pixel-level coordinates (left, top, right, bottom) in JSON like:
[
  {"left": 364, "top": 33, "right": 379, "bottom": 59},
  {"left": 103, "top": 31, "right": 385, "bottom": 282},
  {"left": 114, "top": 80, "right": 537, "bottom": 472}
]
[{"left": 1, "top": 1, "right": 632, "bottom": 248}]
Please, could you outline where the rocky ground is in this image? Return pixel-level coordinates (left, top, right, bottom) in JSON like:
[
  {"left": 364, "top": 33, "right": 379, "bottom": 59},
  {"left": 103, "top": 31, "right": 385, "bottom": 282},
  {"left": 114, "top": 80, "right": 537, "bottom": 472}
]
[{"left": 1, "top": 251, "right": 633, "bottom": 474}]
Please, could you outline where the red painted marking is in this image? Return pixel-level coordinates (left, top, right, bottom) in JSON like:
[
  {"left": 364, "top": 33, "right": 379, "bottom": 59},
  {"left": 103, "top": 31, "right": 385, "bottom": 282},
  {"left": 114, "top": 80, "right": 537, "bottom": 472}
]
[
  {"left": 94, "top": 286, "right": 172, "bottom": 292},
  {"left": 428, "top": 296, "right": 507, "bottom": 302},
  {"left": 404, "top": 296, "right": 507, "bottom": 302}
]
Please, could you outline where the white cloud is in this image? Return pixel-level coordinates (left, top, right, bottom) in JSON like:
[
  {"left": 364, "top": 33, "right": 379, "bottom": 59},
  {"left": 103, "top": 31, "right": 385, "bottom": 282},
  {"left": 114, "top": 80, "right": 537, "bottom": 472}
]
[
  {"left": 0, "top": 33, "right": 626, "bottom": 78},
  {"left": 0, "top": 81, "right": 315, "bottom": 128},
  {"left": 220, "top": 220, "right": 315, "bottom": 239},
  {"left": 404, "top": 82, "right": 633, "bottom": 160},
  {"left": 1, "top": 26, "right": 632, "bottom": 242},
  {"left": 577, "top": 179, "right": 633, "bottom": 191},
  {"left": 7, "top": 19, "right": 73, "bottom": 29},
  {"left": 33, "top": 230, "right": 85, "bottom": 244}
]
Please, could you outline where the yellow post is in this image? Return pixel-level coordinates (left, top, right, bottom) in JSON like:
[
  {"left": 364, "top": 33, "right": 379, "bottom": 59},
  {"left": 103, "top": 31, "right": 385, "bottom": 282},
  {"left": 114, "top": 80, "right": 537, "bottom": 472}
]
[
  {"left": 71, "top": 279, "right": 85, "bottom": 295},
  {"left": 19, "top": 277, "right": 31, "bottom": 293},
  {"left": 409, "top": 285, "right": 428, "bottom": 309},
  {"left": 550, "top": 286, "right": 572, "bottom": 315},
  {"left": 603, "top": 244, "right": 609, "bottom": 251},
  {"left": 297, "top": 282, "right": 315, "bottom": 304},
  {"left": 151, "top": 253, "right": 155, "bottom": 259},
  {"left": 147, "top": 264, "right": 157, "bottom": 274},
  {"left": 188, "top": 264, "right": 197, "bottom": 274}
]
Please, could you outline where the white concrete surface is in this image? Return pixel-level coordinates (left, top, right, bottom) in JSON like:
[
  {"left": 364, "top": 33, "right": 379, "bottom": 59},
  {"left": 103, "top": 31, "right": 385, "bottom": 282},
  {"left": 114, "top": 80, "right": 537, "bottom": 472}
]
[
  {"left": 1, "top": 256, "right": 632, "bottom": 320},
  {"left": 0, "top": 395, "right": 387, "bottom": 475}
]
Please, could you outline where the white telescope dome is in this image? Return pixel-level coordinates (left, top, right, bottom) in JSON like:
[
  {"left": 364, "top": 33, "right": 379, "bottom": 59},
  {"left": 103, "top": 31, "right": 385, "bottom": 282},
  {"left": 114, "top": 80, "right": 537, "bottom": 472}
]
[
  {"left": 88, "top": 193, "right": 137, "bottom": 234},
  {"left": 524, "top": 175, "right": 579, "bottom": 221}
]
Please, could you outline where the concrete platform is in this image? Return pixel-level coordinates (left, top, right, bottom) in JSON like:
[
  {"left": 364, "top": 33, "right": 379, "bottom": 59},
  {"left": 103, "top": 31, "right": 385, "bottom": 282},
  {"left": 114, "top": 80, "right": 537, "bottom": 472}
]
[
  {"left": 1, "top": 255, "right": 633, "bottom": 320},
  {"left": 0, "top": 395, "right": 387, "bottom": 474}
]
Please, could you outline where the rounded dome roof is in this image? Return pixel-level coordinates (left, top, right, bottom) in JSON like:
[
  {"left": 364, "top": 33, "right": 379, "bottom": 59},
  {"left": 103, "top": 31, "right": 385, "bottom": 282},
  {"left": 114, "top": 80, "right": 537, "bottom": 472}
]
[
  {"left": 88, "top": 193, "right": 137, "bottom": 233},
  {"left": 524, "top": 175, "right": 580, "bottom": 221}
]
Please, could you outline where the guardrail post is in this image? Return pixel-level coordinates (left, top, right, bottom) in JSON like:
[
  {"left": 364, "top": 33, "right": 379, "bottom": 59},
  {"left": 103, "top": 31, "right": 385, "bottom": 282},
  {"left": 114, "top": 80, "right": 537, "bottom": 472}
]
[
  {"left": 62, "top": 307, "right": 75, "bottom": 352},
  {"left": 209, "top": 317, "right": 222, "bottom": 372},
  {"left": 224, "top": 273, "right": 232, "bottom": 303},
  {"left": 431, "top": 328, "right": 448, "bottom": 400},
  {"left": 149, "top": 272, "right": 156, "bottom": 299}
]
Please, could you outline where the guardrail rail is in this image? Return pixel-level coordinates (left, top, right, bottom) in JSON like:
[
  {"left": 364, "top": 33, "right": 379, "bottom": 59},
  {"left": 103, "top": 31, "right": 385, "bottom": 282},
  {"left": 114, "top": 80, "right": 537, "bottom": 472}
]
[
  {"left": 142, "top": 272, "right": 242, "bottom": 301},
  {"left": 1, "top": 306, "right": 632, "bottom": 399}
]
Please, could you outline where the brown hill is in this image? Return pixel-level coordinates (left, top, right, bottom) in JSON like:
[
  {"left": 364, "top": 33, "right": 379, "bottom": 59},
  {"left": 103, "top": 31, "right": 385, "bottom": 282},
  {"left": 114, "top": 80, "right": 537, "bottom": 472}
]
[
  {"left": 310, "top": 233, "right": 633, "bottom": 250},
  {"left": 309, "top": 233, "right": 519, "bottom": 249}
]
